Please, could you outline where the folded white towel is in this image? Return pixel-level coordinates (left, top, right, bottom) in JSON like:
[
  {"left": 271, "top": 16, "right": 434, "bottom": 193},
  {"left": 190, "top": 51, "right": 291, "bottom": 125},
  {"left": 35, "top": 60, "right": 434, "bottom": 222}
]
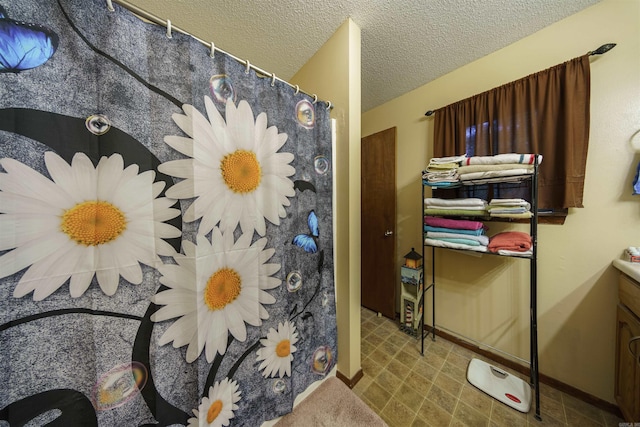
[
  {"left": 424, "top": 238, "right": 488, "bottom": 252},
  {"left": 464, "top": 153, "right": 542, "bottom": 166},
  {"left": 429, "top": 154, "right": 467, "bottom": 165},
  {"left": 488, "top": 207, "right": 528, "bottom": 214},
  {"left": 423, "top": 169, "right": 459, "bottom": 182},
  {"left": 461, "top": 176, "right": 530, "bottom": 185},
  {"left": 424, "top": 198, "right": 487, "bottom": 208},
  {"left": 497, "top": 249, "right": 533, "bottom": 256},
  {"left": 458, "top": 164, "right": 534, "bottom": 174},
  {"left": 459, "top": 168, "right": 533, "bottom": 181},
  {"left": 426, "top": 232, "right": 489, "bottom": 246},
  {"left": 489, "top": 198, "right": 530, "bottom": 206}
]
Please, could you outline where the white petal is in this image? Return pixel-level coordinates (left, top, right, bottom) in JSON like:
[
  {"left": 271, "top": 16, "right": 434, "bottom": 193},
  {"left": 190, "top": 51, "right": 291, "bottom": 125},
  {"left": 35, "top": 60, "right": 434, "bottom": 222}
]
[
  {"left": 12, "top": 244, "right": 74, "bottom": 299},
  {"left": 155, "top": 238, "right": 178, "bottom": 257},
  {"left": 95, "top": 154, "right": 125, "bottom": 201},
  {"left": 164, "top": 179, "right": 196, "bottom": 199},
  {"left": 0, "top": 158, "right": 74, "bottom": 208},
  {"left": 260, "top": 263, "right": 281, "bottom": 277},
  {"left": 224, "top": 307, "right": 247, "bottom": 342},
  {"left": 69, "top": 270, "right": 95, "bottom": 298},
  {"left": 227, "top": 100, "right": 255, "bottom": 151},
  {"left": 119, "top": 263, "right": 143, "bottom": 285},
  {"left": 0, "top": 232, "right": 68, "bottom": 279},
  {"left": 152, "top": 288, "right": 197, "bottom": 307},
  {"left": 69, "top": 153, "right": 98, "bottom": 201},
  {"left": 157, "top": 312, "right": 197, "bottom": 346},
  {"left": 154, "top": 222, "right": 182, "bottom": 239},
  {"left": 96, "top": 269, "right": 119, "bottom": 296},
  {"left": 158, "top": 264, "right": 196, "bottom": 290},
  {"left": 158, "top": 159, "right": 195, "bottom": 180},
  {"left": 164, "top": 135, "right": 194, "bottom": 157},
  {"left": 151, "top": 299, "right": 197, "bottom": 321},
  {"left": 0, "top": 214, "right": 60, "bottom": 250},
  {"left": 0, "top": 191, "right": 61, "bottom": 215}
]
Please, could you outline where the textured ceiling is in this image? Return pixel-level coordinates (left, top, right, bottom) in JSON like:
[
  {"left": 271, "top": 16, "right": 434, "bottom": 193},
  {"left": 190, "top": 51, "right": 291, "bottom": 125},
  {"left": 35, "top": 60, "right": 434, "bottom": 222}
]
[{"left": 123, "top": 0, "right": 601, "bottom": 112}]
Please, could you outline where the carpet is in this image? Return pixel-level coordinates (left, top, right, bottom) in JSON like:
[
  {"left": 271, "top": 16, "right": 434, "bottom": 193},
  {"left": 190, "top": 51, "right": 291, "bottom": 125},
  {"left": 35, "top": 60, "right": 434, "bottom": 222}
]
[{"left": 274, "top": 377, "right": 388, "bottom": 427}]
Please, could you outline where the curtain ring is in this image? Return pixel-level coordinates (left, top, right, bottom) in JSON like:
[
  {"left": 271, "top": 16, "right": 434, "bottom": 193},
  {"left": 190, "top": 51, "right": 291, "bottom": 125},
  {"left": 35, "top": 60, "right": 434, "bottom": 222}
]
[
  {"left": 106, "top": 0, "right": 115, "bottom": 12},
  {"left": 294, "top": 85, "right": 299, "bottom": 95},
  {"left": 210, "top": 42, "right": 215, "bottom": 58},
  {"left": 312, "top": 94, "right": 318, "bottom": 104},
  {"left": 245, "top": 60, "right": 251, "bottom": 74},
  {"left": 166, "top": 20, "right": 172, "bottom": 39},
  {"left": 271, "top": 73, "right": 276, "bottom": 87},
  {"left": 326, "top": 101, "right": 332, "bottom": 110}
]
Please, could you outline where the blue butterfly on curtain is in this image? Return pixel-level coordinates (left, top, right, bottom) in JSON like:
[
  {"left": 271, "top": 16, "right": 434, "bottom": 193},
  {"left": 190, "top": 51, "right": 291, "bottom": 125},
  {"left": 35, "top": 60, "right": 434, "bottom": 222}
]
[
  {"left": 0, "top": 4, "right": 59, "bottom": 73},
  {"left": 292, "top": 210, "right": 319, "bottom": 254}
]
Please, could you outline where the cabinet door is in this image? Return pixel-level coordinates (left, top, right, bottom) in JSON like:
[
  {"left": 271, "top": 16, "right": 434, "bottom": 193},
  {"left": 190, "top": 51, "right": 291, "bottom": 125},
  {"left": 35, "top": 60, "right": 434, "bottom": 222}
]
[{"left": 615, "top": 304, "right": 640, "bottom": 421}]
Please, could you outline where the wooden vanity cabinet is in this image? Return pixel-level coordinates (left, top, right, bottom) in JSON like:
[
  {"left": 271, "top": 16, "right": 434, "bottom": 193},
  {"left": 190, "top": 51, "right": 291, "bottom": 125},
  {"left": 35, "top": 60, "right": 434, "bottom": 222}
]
[{"left": 615, "top": 273, "right": 640, "bottom": 421}]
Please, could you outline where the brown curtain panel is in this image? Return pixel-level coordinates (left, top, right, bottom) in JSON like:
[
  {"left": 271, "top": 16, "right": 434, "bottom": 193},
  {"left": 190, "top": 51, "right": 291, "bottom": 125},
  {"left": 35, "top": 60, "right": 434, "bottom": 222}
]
[{"left": 434, "top": 55, "right": 591, "bottom": 208}]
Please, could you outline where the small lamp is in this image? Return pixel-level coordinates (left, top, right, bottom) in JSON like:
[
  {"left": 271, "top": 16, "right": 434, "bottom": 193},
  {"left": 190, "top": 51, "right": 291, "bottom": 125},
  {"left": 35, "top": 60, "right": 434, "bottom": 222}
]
[{"left": 403, "top": 248, "right": 423, "bottom": 269}]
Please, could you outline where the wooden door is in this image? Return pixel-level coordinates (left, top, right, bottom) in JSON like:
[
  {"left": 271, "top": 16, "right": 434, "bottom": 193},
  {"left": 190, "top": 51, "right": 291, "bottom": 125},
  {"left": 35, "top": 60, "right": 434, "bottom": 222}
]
[{"left": 361, "top": 127, "right": 397, "bottom": 319}]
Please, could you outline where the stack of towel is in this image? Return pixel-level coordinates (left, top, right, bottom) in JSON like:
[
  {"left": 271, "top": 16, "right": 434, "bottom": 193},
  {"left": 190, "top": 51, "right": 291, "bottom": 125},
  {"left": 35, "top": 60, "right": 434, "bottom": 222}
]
[
  {"left": 424, "top": 216, "right": 488, "bottom": 252},
  {"left": 421, "top": 154, "right": 466, "bottom": 188},
  {"left": 487, "top": 231, "right": 532, "bottom": 256},
  {"left": 488, "top": 198, "right": 532, "bottom": 219},
  {"left": 424, "top": 197, "right": 488, "bottom": 217},
  {"left": 423, "top": 153, "right": 541, "bottom": 186},
  {"left": 457, "top": 154, "right": 542, "bottom": 184}
]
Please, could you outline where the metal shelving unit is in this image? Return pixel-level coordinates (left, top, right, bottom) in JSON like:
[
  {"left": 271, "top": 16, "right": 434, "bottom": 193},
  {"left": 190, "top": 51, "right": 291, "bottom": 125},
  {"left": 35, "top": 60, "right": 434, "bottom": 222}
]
[{"left": 420, "top": 156, "right": 541, "bottom": 421}]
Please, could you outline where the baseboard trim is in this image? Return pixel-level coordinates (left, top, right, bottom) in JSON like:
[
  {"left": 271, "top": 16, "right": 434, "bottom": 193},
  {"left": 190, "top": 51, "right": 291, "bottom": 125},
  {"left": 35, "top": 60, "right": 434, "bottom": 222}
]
[
  {"left": 336, "top": 368, "right": 364, "bottom": 389},
  {"left": 426, "top": 326, "right": 623, "bottom": 418}
]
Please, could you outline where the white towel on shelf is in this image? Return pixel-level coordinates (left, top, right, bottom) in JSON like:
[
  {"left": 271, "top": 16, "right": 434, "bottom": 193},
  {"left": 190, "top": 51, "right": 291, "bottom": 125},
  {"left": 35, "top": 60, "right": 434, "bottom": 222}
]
[
  {"left": 424, "top": 198, "right": 487, "bottom": 208},
  {"left": 497, "top": 249, "right": 533, "bottom": 256},
  {"left": 429, "top": 154, "right": 467, "bottom": 165},
  {"left": 458, "top": 164, "right": 534, "bottom": 174},
  {"left": 461, "top": 176, "right": 529, "bottom": 185},
  {"left": 424, "top": 238, "right": 488, "bottom": 252},
  {"left": 426, "top": 232, "right": 490, "bottom": 246},
  {"left": 489, "top": 198, "right": 531, "bottom": 207},
  {"left": 488, "top": 207, "right": 528, "bottom": 215},
  {"left": 464, "top": 153, "right": 543, "bottom": 166},
  {"left": 459, "top": 168, "right": 533, "bottom": 181}
]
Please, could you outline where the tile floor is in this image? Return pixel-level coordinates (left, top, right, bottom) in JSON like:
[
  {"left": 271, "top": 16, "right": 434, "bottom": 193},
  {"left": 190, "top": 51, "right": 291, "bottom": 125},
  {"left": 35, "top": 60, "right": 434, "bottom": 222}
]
[{"left": 353, "top": 307, "right": 625, "bottom": 427}]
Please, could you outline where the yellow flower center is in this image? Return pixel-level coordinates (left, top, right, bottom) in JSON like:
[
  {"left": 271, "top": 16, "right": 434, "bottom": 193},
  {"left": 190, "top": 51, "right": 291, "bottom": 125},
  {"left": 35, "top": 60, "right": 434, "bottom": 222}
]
[
  {"left": 220, "top": 149, "right": 262, "bottom": 193},
  {"left": 276, "top": 339, "right": 291, "bottom": 358},
  {"left": 204, "top": 268, "right": 241, "bottom": 310},
  {"left": 206, "top": 399, "right": 223, "bottom": 423},
  {"left": 61, "top": 201, "right": 126, "bottom": 246}
]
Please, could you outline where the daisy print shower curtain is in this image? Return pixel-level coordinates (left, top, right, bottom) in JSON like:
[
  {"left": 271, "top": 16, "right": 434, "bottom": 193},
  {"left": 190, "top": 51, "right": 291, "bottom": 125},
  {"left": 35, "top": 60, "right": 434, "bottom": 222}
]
[{"left": 0, "top": 1, "right": 336, "bottom": 426}]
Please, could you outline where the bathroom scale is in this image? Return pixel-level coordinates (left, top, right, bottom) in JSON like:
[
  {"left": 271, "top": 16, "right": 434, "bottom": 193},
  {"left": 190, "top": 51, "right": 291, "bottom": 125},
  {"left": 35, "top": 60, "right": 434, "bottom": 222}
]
[{"left": 466, "top": 358, "right": 532, "bottom": 413}]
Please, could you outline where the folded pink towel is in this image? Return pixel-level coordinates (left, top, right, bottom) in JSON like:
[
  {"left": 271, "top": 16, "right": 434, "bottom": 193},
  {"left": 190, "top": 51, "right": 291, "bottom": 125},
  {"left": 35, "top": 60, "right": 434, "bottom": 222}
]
[
  {"left": 488, "top": 231, "right": 532, "bottom": 252},
  {"left": 424, "top": 216, "right": 484, "bottom": 231}
]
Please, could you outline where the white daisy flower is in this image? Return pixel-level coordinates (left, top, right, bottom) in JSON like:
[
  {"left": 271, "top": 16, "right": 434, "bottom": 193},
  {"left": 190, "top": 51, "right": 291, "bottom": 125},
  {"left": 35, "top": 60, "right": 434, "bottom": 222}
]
[
  {"left": 159, "top": 97, "right": 295, "bottom": 237},
  {"left": 0, "top": 152, "right": 180, "bottom": 300},
  {"left": 256, "top": 320, "right": 299, "bottom": 378},
  {"left": 151, "top": 228, "right": 281, "bottom": 362},
  {"left": 187, "top": 378, "right": 241, "bottom": 427}
]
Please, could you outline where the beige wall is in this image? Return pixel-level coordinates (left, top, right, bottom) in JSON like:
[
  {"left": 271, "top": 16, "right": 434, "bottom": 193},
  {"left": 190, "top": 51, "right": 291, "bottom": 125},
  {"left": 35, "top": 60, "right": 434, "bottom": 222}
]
[
  {"left": 362, "top": 0, "right": 640, "bottom": 403},
  {"left": 291, "top": 19, "right": 362, "bottom": 381}
]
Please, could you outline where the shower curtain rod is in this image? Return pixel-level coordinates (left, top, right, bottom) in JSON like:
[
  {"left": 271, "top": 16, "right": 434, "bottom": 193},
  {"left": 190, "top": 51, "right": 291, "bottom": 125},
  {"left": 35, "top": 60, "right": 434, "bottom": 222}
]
[
  {"left": 423, "top": 42, "right": 616, "bottom": 116},
  {"left": 108, "top": 0, "right": 333, "bottom": 110}
]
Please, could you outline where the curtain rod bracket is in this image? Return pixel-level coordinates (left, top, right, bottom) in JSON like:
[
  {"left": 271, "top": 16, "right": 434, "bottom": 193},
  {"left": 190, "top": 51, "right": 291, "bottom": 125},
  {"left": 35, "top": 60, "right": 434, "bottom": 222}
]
[{"left": 425, "top": 110, "right": 435, "bottom": 116}]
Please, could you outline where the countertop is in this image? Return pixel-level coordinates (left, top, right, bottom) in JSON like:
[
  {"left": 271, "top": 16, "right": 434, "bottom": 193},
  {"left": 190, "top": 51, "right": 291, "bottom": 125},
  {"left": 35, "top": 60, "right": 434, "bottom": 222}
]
[{"left": 613, "top": 259, "right": 640, "bottom": 282}]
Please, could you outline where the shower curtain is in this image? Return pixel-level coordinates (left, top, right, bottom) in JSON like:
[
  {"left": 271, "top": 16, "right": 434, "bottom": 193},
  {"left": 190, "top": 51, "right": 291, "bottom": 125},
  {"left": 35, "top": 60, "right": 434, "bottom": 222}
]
[{"left": 0, "top": 0, "right": 336, "bottom": 426}]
